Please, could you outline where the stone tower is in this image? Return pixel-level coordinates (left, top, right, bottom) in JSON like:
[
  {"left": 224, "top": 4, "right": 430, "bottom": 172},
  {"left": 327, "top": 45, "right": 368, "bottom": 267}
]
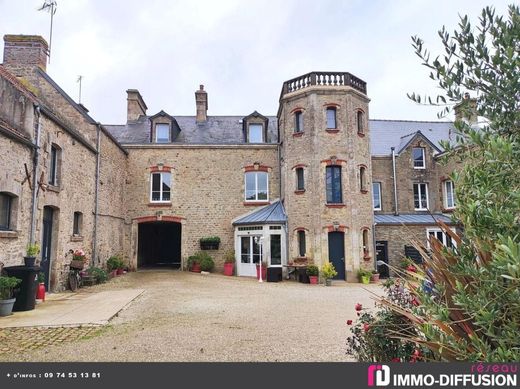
[{"left": 278, "top": 72, "right": 374, "bottom": 281}]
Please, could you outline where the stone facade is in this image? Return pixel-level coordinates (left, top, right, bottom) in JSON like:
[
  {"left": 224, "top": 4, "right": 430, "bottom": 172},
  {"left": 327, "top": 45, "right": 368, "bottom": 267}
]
[{"left": 0, "top": 35, "right": 464, "bottom": 289}]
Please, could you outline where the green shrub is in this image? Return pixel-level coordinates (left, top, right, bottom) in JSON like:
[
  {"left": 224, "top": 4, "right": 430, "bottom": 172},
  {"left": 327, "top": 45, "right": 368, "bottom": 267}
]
[
  {"left": 0, "top": 276, "right": 21, "bottom": 299},
  {"left": 321, "top": 262, "right": 337, "bottom": 279},
  {"left": 357, "top": 268, "right": 372, "bottom": 279},
  {"left": 306, "top": 265, "right": 319, "bottom": 276},
  {"left": 87, "top": 267, "right": 109, "bottom": 284},
  {"left": 26, "top": 243, "right": 40, "bottom": 257},
  {"left": 106, "top": 255, "right": 124, "bottom": 271},
  {"left": 199, "top": 236, "right": 221, "bottom": 244},
  {"left": 196, "top": 251, "right": 215, "bottom": 272},
  {"left": 187, "top": 255, "right": 200, "bottom": 267}
]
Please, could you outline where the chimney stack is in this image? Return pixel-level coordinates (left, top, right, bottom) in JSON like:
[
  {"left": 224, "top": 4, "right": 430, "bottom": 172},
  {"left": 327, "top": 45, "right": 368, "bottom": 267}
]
[
  {"left": 126, "top": 89, "right": 147, "bottom": 122},
  {"left": 454, "top": 93, "right": 477, "bottom": 126},
  {"left": 195, "top": 84, "right": 208, "bottom": 123},
  {"left": 3, "top": 35, "right": 49, "bottom": 73}
]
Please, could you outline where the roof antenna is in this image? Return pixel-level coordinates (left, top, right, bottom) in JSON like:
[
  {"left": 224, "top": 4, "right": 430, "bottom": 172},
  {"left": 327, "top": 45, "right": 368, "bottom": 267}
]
[
  {"left": 38, "top": 0, "right": 57, "bottom": 63},
  {"left": 77, "top": 75, "right": 83, "bottom": 103}
]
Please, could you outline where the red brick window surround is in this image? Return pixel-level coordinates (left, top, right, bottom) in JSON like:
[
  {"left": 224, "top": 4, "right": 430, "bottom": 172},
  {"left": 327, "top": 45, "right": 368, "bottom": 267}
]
[
  {"left": 244, "top": 164, "right": 270, "bottom": 173},
  {"left": 149, "top": 164, "right": 172, "bottom": 173},
  {"left": 325, "top": 224, "right": 347, "bottom": 233}
]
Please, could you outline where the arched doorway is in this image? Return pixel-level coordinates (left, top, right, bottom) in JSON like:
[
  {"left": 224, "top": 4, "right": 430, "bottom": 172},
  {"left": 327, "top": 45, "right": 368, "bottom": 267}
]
[{"left": 137, "top": 221, "right": 182, "bottom": 268}]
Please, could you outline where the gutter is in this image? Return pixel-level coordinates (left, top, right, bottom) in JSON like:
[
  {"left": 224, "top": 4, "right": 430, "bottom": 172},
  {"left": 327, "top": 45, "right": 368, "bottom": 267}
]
[
  {"left": 92, "top": 124, "right": 101, "bottom": 266},
  {"left": 391, "top": 147, "right": 399, "bottom": 216},
  {"left": 29, "top": 105, "right": 42, "bottom": 244}
]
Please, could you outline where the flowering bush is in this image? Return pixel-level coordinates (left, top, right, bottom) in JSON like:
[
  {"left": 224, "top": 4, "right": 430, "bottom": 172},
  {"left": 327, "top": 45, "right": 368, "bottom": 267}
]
[
  {"left": 72, "top": 249, "right": 87, "bottom": 262},
  {"left": 346, "top": 279, "right": 433, "bottom": 362}
]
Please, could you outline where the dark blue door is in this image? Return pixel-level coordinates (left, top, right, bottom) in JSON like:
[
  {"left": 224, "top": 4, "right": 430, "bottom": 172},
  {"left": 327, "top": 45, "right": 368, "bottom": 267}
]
[
  {"left": 328, "top": 231, "right": 345, "bottom": 280},
  {"left": 41, "top": 206, "right": 53, "bottom": 290}
]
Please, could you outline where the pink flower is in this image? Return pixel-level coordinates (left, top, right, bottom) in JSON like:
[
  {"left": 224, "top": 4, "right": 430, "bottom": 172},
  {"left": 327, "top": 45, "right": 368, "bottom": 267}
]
[
  {"left": 346, "top": 320, "right": 353, "bottom": 325},
  {"left": 407, "top": 265, "right": 417, "bottom": 273},
  {"left": 355, "top": 303, "right": 362, "bottom": 311},
  {"left": 363, "top": 323, "right": 370, "bottom": 332},
  {"left": 411, "top": 297, "right": 420, "bottom": 306},
  {"left": 413, "top": 349, "right": 421, "bottom": 357}
]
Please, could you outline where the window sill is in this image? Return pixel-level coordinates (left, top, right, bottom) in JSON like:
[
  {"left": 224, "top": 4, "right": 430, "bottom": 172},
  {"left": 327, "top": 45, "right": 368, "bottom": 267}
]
[
  {"left": 442, "top": 207, "right": 455, "bottom": 213},
  {"left": 292, "top": 132, "right": 304, "bottom": 138},
  {"left": 70, "top": 235, "right": 84, "bottom": 242},
  {"left": 413, "top": 167, "right": 426, "bottom": 170},
  {"left": 243, "top": 201, "right": 270, "bottom": 206},
  {"left": 47, "top": 184, "right": 60, "bottom": 193},
  {"left": 414, "top": 208, "right": 429, "bottom": 212},
  {"left": 325, "top": 129, "right": 339, "bottom": 134},
  {"left": 326, "top": 203, "right": 345, "bottom": 208},
  {"left": 294, "top": 190, "right": 306, "bottom": 195},
  {"left": 0, "top": 230, "right": 18, "bottom": 239},
  {"left": 148, "top": 202, "right": 172, "bottom": 207}
]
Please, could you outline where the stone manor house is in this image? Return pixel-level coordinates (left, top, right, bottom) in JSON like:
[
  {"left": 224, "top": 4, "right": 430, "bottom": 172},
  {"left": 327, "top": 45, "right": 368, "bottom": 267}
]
[{"left": 0, "top": 35, "right": 462, "bottom": 291}]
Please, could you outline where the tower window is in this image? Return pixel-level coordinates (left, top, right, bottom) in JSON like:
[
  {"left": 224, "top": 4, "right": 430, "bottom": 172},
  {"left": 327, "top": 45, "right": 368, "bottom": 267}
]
[
  {"left": 294, "top": 111, "right": 303, "bottom": 133},
  {"left": 356, "top": 110, "right": 365, "bottom": 134},
  {"left": 359, "top": 166, "right": 367, "bottom": 192},
  {"left": 296, "top": 167, "right": 305, "bottom": 191},
  {"left": 297, "top": 230, "right": 306, "bottom": 257},
  {"left": 326, "top": 166, "right": 342, "bottom": 204},
  {"left": 326, "top": 107, "right": 337, "bottom": 129}
]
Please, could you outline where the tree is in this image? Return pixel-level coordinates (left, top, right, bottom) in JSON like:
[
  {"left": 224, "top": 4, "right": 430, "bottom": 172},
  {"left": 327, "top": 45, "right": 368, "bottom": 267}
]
[{"left": 378, "top": 5, "right": 520, "bottom": 361}]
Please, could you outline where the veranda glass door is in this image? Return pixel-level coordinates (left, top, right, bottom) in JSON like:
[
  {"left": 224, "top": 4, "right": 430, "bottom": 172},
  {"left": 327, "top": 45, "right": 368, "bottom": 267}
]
[{"left": 238, "top": 235, "right": 263, "bottom": 276}]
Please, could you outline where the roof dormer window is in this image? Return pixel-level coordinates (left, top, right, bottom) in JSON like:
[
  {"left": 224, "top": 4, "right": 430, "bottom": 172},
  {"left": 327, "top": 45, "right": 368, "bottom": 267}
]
[
  {"left": 248, "top": 123, "right": 264, "bottom": 143},
  {"left": 155, "top": 123, "right": 170, "bottom": 143}
]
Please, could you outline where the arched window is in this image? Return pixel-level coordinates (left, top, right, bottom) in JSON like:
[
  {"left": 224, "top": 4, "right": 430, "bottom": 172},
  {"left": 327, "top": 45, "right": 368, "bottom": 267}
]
[
  {"left": 326, "top": 107, "right": 337, "bottom": 129},
  {"left": 294, "top": 110, "right": 304, "bottom": 133},
  {"left": 297, "top": 230, "right": 306, "bottom": 257},
  {"left": 295, "top": 167, "right": 305, "bottom": 191},
  {"left": 356, "top": 110, "right": 365, "bottom": 135},
  {"left": 326, "top": 165, "right": 342, "bottom": 204}
]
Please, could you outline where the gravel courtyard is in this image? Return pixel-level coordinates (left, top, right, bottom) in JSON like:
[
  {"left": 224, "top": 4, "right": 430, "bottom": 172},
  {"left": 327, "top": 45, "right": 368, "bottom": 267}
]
[{"left": 1, "top": 270, "right": 382, "bottom": 362}]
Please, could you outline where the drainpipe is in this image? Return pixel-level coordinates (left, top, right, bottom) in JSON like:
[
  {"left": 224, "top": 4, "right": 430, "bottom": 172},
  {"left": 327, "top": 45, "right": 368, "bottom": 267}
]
[
  {"left": 391, "top": 147, "right": 399, "bottom": 216},
  {"left": 92, "top": 124, "right": 101, "bottom": 266},
  {"left": 29, "top": 105, "right": 42, "bottom": 244}
]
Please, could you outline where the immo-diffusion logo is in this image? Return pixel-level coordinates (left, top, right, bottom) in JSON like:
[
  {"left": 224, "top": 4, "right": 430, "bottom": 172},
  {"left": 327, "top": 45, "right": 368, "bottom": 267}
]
[{"left": 368, "top": 365, "right": 390, "bottom": 387}]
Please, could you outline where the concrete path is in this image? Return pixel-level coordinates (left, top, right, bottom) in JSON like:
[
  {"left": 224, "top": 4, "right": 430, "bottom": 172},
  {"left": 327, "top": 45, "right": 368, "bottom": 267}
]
[{"left": 0, "top": 289, "right": 144, "bottom": 328}]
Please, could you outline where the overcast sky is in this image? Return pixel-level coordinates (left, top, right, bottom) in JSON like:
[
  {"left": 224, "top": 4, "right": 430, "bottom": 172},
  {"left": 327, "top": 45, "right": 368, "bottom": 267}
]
[{"left": 0, "top": 0, "right": 510, "bottom": 124}]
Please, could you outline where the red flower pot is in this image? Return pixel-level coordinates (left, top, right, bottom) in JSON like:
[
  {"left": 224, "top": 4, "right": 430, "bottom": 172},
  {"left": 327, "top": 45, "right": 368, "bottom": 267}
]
[
  {"left": 255, "top": 265, "right": 267, "bottom": 280},
  {"left": 309, "top": 276, "right": 318, "bottom": 284},
  {"left": 191, "top": 263, "right": 201, "bottom": 273},
  {"left": 116, "top": 268, "right": 124, "bottom": 276},
  {"left": 36, "top": 282, "right": 46, "bottom": 301},
  {"left": 223, "top": 262, "right": 234, "bottom": 276}
]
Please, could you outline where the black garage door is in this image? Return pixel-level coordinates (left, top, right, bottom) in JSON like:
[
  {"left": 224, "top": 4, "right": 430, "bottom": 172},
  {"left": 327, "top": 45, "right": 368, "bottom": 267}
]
[{"left": 138, "top": 222, "right": 181, "bottom": 268}]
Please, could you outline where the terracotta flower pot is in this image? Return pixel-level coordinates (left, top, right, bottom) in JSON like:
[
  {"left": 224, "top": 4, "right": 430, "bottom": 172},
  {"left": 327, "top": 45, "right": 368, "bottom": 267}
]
[
  {"left": 116, "top": 268, "right": 124, "bottom": 276},
  {"left": 191, "top": 263, "right": 201, "bottom": 273},
  {"left": 223, "top": 262, "right": 234, "bottom": 276},
  {"left": 255, "top": 264, "right": 267, "bottom": 280},
  {"left": 309, "top": 275, "right": 318, "bottom": 284},
  {"left": 370, "top": 273, "right": 380, "bottom": 283}
]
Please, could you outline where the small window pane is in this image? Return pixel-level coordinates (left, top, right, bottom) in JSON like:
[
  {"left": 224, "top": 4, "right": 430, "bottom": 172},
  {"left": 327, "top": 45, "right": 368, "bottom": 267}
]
[
  {"left": 270, "top": 234, "right": 281, "bottom": 265},
  {"left": 73, "top": 212, "right": 81, "bottom": 235},
  {"left": 326, "top": 166, "right": 342, "bottom": 203},
  {"left": 445, "top": 181, "right": 455, "bottom": 208},
  {"left": 372, "top": 183, "right": 381, "bottom": 210},
  {"left": 241, "top": 236, "right": 251, "bottom": 263},
  {"left": 357, "top": 111, "right": 364, "bottom": 133},
  {"left": 295, "top": 111, "right": 303, "bottom": 133},
  {"left": 156, "top": 124, "right": 170, "bottom": 143},
  {"left": 413, "top": 148, "right": 425, "bottom": 168},
  {"left": 297, "top": 230, "right": 306, "bottom": 257},
  {"left": 257, "top": 172, "right": 268, "bottom": 200},
  {"left": 414, "top": 183, "right": 428, "bottom": 209},
  {"left": 248, "top": 124, "right": 263, "bottom": 143},
  {"left": 252, "top": 237, "right": 262, "bottom": 264},
  {"left": 296, "top": 168, "right": 304, "bottom": 191},
  {"left": 49, "top": 145, "right": 58, "bottom": 185},
  {"left": 0, "top": 194, "right": 11, "bottom": 230},
  {"left": 326, "top": 108, "right": 336, "bottom": 129}
]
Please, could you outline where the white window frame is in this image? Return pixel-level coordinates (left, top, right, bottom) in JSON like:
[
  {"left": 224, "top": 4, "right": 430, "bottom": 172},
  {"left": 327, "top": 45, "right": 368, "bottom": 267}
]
[
  {"left": 426, "top": 228, "right": 457, "bottom": 249},
  {"left": 155, "top": 123, "right": 170, "bottom": 143},
  {"left": 150, "top": 172, "right": 171, "bottom": 203},
  {"left": 413, "top": 183, "right": 429, "bottom": 210},
  {"left": 444, "top": 180, "right": 456, "bottom": 209},
  {"left": 372, "top": 182, "right": 382, "bottom": 211},
  {"left": 248, "top": 123, "right": 264, "bottom": 143},
  {"left": 244, "top": 172, "right": 269, "bottom": 202},
  {"left": 412, "top": 147, "right": 426, "bottom": 169}
]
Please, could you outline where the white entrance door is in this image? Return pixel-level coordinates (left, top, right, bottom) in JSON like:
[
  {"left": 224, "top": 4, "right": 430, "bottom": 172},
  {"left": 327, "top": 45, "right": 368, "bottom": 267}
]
[{"left": 238, "top": 235, "right": 262, "bottom": 277}]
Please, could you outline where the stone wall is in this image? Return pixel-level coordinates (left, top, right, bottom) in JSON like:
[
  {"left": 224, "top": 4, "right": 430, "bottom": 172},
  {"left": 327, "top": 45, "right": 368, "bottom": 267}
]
[{"left": 124, "top": 144, "right": 279, "bottom": 270}]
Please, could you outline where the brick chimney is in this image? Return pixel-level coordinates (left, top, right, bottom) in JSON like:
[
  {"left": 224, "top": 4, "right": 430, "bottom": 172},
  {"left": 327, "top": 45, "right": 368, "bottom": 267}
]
[
  {"left": 454, "top": 93, "right": 477, "bottom": 125},
  {"left": 3, "top": 35, "right": 49, "bottom": 73},
  {"left": 126, "top": 89, "right": 147, "bottom": 122},
  {"left": 195, "top": 84, "right": 208, "bottom": 123}
]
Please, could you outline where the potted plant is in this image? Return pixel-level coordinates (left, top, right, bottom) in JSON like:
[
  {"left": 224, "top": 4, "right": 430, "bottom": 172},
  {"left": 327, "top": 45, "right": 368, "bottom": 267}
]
[
  {"left": 0, "top": 276, "right": 21, "bottom": 316},
  {"left": 70, "top": 249, "right": 87, "bottom": 270},
  {"left": 223, "top": 251, "right": 235, "bottom": 276},
  {"left": 357, "top": 268, "right": 371, "bottom": 284},
  {"left": 36, "top": 272, "right": 46, "bottom": 301},
  {"left": 370, "top": 270, "right": 380, "bottom": 283},
  {"left": 199, "top": 236, "right": 221, "bottom": 250},
  {"left": 321, "top": 262, "right": 337, "bottom": 286},
  {"left": 198, "top": 252, "right": 215, "bottom": 273},
  {"left": 306, "top": 265, "right": 319, "bottom": 284},
  {"left": 24, "top": 243, "right": 40, "bottom": 267},
  {"left": 107, "top": 255, "right": 123, "bottom": 277},
  {"left": 187, "top": 255, "right": 201, "bottom": 273},
  {"left": 87, "top": 267, "right": 109, "bottom": 284},
  {"left": 256, "top": 260, "right": 267, "bottom": 281}
]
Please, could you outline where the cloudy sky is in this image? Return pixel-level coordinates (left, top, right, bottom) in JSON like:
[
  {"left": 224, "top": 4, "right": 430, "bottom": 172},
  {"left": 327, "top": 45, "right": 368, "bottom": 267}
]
[{"left": 0, "top": 0, "right": 510, "bottom": 124}]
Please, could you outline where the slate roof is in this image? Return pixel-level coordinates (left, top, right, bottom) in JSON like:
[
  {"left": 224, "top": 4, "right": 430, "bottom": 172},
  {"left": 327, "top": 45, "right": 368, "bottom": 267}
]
[
  {"left": 374, "top": 213, "right": 455, "bottom": 225},
  {"left": 370, "top": 119, "right": 456, "bottom": 156},
  {"left": 105, "top": 115, "right": 278, "bottom": 144},
  {"left": 233, "top": 201, "right": 287, "bottom": 226}
]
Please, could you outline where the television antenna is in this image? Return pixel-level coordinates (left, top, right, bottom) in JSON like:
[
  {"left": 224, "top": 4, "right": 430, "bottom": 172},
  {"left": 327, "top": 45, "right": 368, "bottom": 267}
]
[{"left": 37, "top": 1, "right": 57, "bottom": 63}]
